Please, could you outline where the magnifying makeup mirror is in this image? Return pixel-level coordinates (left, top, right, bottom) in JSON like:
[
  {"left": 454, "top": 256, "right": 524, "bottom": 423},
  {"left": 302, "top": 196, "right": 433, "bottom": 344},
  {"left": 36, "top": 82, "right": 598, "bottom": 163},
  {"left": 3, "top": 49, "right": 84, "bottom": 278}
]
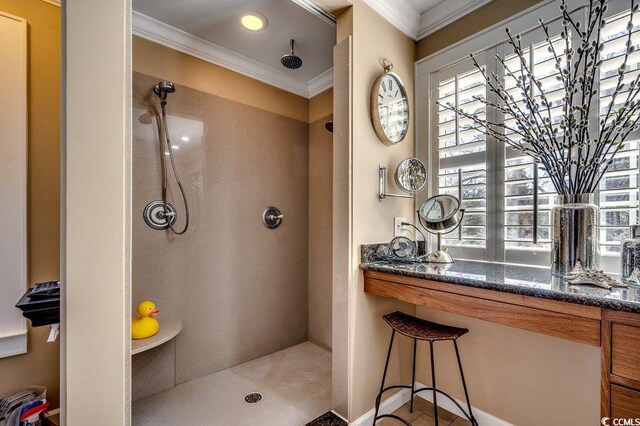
[
  {"left": 418, "top": 194, "right": 465, "bottom": 263},
  {"left": 379, "top": 157, "right": 427, "bottom": 201}
]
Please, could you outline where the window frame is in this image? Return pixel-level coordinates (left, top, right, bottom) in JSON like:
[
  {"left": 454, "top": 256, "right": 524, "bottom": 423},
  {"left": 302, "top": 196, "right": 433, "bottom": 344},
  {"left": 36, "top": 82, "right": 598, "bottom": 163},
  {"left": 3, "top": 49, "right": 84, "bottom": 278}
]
[
  {"left": 416, "top": 0, "right": 638, "bottom": 271},
  {"left": 0, "top": 10, "right": 28, "bottom": 358}
]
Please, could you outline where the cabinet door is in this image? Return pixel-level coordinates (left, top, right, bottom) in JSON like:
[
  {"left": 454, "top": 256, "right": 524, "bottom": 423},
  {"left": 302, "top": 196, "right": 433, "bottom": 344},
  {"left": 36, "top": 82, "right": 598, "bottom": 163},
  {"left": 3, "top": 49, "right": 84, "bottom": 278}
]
[
  {"left": 611, "top": 385, "right": 640, "bottom": 419},
  {"left": 612, "top": 323, "right": 640, "bottom": 382}
]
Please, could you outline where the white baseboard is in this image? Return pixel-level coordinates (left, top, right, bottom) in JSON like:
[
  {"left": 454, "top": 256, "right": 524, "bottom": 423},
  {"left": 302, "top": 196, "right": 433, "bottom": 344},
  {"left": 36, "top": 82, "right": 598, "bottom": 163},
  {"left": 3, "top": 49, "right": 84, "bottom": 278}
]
[
  {"left": 350, "top": 387, "right": 411, "bottom": 426},
  {"left": 350, "top": 382, "right": 513, "bottom": 426}
]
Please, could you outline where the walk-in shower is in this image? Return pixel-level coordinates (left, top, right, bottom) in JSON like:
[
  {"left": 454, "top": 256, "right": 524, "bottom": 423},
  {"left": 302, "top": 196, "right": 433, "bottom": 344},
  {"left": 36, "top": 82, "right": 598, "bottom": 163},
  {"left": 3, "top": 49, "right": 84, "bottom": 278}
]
[
  {"left": 142, "top": 81, "right": 190, "bottom": 234},
  {"left": 130, "top": 0, "right": 336, "bottom": 423}
]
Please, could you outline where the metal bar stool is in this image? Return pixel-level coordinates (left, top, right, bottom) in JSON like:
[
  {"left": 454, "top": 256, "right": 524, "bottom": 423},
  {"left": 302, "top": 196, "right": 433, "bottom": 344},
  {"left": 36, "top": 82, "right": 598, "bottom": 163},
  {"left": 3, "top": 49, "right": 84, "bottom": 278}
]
[{"left": 373, "top": 311, "right": 478, "bottom": 425}]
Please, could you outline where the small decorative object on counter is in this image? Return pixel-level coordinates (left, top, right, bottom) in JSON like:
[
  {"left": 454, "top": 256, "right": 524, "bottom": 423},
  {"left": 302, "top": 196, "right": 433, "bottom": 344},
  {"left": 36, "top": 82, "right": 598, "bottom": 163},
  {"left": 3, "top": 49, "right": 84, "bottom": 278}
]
[
  {"left": 132, "top": 301, "right": 160, "bottom": 340},
  {"left": 564, "top": 262, "right": 627, "bottom": 291},
  {"left": 621, "top": 225, "right": 640, "bottom": 284}
]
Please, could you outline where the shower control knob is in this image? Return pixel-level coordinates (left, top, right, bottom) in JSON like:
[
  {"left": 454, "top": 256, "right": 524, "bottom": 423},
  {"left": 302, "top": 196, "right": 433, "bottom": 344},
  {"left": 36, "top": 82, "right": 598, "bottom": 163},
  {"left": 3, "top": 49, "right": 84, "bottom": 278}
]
[{"left": 262, "top": 207, "right": 283, "bottom": 229}]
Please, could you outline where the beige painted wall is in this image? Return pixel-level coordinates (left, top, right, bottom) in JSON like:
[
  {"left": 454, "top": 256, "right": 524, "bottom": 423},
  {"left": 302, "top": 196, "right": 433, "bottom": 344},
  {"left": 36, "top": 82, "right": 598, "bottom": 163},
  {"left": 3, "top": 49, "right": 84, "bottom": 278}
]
[
  {"left": 0, "top": 0, "right": 60, "bottom": 408},
  {"left": 415, "top": 0, "right": 544, "bottom": 61},
  {"left": 412, "top": 2, "right": 600, "bottom": 424},
  {"left": 415, "top": 308, "right": 600, "bottom": 425},
  {"left": 310, "top": 89, "right": 334, "bottom": 123},
  {"left": 348, "top": 1, "right": 417, "bottom": 420},
  {"left": 309, "top": 95, "right": 333, "bottom": 350},
  {"left": 133, "top": 37, "right": 309, "bottom": 122}
]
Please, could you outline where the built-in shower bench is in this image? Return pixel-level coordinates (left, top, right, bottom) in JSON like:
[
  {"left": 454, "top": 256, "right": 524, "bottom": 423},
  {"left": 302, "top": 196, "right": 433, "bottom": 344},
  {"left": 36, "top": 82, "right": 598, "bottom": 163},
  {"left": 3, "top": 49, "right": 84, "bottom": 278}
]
[{"left": 132, "top": 318, "right": 183, "bottom": 355}]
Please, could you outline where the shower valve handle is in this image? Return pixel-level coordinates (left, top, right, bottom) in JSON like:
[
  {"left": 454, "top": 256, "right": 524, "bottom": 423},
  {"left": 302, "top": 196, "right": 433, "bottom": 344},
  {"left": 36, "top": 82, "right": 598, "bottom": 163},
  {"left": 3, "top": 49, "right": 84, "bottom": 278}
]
[{"left": 268, "top": 214, "right": 284, "bottom": 221}]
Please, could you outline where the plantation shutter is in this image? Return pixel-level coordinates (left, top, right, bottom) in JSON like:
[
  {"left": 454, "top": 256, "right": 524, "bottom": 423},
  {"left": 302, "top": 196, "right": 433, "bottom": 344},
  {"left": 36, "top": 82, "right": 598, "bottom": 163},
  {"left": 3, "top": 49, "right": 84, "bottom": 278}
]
[
  {"left": 431, "top": 55, "right": 488, "bottom": 259},
  {"left": 598, "top": 4, "right": 640, "bottom": 265},
  {"left": 424, "top": 0, "right": 640, "bottom": 272},
  {"left": 500, "top": 31, "right": 567, "bottom": 265}
]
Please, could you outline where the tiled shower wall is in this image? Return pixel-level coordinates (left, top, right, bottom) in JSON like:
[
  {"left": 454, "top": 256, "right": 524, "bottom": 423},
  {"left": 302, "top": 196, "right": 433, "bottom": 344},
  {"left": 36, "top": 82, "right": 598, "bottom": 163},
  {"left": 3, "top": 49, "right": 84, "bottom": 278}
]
[{"left": 132, "top": 71, "right": 309, "bottom": 399}]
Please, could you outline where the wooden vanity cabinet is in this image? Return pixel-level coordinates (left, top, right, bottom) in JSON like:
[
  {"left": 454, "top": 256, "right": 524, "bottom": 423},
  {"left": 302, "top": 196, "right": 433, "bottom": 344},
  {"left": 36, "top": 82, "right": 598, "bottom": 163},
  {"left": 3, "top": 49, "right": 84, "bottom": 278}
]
[{"left": 602, "top": 310, "right": 640, "bottom": 420}]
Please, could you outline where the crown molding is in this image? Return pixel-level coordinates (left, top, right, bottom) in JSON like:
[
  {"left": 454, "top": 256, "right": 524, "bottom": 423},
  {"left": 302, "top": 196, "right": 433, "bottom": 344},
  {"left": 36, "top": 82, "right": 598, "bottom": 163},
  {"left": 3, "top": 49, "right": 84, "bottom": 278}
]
[
  {"left": 291, "top": 0, "right": 337, "bottom": 26},
  {"left": 41, "top": 0, "right": 61, "bottom": 7},
  {"left": 417, "top": 0, "right": 493, "bottom": 39},
  {"left": 360, "top": 0, "right": 494, "bottom": 41},
  {"left": 361, "top": 0, "right": 421, "bottom": 40},
  {"left": 308, "top": 68, "right": 334, "bottom": 97},
  {"left": 133, "top": 11, "right": 333, "bottom": 99}
]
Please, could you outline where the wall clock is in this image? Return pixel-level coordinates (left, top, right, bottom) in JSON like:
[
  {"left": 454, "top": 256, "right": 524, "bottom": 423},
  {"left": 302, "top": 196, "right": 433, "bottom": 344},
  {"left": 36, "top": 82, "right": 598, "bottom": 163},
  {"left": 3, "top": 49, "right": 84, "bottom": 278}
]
[{"left": 370, "top": 59, "right": 410, "bottom": 145}]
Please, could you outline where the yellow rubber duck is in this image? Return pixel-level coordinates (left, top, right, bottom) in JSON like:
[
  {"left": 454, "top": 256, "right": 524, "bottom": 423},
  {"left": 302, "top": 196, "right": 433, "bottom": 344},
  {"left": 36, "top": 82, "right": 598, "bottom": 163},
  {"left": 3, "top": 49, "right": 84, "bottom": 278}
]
[{"left": 132, "top": 301, "right": 160, "bottom": 340}]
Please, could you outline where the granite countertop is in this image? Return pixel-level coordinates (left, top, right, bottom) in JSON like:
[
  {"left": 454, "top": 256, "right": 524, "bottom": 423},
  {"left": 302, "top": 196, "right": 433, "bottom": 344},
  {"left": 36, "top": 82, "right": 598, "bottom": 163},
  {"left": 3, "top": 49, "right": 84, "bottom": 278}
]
[{"left": 360, "top": 244, "right": 640, "bottom": 314}]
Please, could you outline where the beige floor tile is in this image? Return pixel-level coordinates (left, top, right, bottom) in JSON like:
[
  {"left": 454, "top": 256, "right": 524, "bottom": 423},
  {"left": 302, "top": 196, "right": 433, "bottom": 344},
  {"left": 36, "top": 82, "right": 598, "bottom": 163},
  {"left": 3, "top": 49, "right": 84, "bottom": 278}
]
[
  {"left": 132, "top": 342, "right": 331, "bottom": 426},
  {"left": 411, "top": 413, "right": 451, "bottom": 426},
  {"left": 392, "top": 404, "right": 424, "bottom": 423},
  {"left": 411, "top": 397, "right": 458, "bottom": 424},
  {"left": 449, "top": 417, "right": 472, "bottom": 426},
  {"left": 378, "top": 418, "right": 400, "bottom": 426}
]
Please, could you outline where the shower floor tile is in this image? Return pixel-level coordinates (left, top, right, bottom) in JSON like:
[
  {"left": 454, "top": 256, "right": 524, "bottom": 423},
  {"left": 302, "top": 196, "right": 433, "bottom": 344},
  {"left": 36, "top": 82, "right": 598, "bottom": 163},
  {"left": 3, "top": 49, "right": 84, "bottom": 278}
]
[{"left": 132, "top": 341, "right": 331, "bottom": 426}]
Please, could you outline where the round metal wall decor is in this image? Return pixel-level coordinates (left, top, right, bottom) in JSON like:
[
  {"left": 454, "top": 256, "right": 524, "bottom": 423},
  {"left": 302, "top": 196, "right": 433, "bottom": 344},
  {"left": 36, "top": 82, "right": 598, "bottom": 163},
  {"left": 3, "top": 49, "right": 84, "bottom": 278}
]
[{"left": 370, "top": 59, "right": 410, "bottom": 145}]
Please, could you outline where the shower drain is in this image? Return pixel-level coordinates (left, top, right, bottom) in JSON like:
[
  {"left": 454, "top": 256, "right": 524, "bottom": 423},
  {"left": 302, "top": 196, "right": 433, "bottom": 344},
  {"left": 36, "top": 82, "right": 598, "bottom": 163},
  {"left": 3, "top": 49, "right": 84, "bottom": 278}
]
[{"left": 244, "top": 392, "right": 262, "bottom": 404}]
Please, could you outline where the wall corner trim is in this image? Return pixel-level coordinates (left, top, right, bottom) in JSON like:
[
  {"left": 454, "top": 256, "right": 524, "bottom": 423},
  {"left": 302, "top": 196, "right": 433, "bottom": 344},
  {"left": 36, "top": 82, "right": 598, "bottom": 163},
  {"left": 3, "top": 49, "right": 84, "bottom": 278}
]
[{"left": 132, "top": 11, "right": 333, "bottom": 99}]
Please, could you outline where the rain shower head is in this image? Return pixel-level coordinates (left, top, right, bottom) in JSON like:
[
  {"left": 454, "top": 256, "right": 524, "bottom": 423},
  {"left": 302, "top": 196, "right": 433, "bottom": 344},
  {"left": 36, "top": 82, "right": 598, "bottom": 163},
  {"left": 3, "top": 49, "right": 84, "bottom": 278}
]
[
  {"left": 281, "top": 39, "right": 302, "bottom": 70},
  {"left": 154, "top": 81, "right": 176, "bottom": 101}
]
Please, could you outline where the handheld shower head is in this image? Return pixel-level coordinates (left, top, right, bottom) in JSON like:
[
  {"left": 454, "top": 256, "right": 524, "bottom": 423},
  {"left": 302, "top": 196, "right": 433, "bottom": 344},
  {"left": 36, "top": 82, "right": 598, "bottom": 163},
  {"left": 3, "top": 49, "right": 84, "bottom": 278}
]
[
  {"left": 281, "top": 39, "right": 302, "bottom": 70},
  {"left": 154, "top": 81, "right": 176, "bottom": 101}
]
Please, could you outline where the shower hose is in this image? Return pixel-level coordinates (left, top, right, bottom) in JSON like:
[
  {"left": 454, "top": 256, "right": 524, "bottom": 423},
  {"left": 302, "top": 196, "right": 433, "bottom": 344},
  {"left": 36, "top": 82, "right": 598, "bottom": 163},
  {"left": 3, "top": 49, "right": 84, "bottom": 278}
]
[{"left": 159, "top": 99, "right": 190, "bottom": 235}]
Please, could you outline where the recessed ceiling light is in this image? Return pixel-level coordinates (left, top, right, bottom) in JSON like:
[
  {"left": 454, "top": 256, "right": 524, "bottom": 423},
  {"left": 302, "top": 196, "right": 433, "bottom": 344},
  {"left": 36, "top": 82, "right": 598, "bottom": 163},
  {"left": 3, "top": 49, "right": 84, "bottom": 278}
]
[{"left": 241, "top": 11, "right": 268, "bottom": 31}]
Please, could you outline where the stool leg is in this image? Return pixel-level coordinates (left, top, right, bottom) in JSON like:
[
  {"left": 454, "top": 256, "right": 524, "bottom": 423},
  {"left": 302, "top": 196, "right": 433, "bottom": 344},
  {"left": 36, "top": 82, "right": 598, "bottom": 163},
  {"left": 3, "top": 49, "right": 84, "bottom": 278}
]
[
  {"left": 429, "top": 341, "right": 438, "bottom": 425},
  {"left": 454, "top": 340, "right": 478, "bottom": 426},
  {"left": 373, "top": 330, "right": 395, "bottom": 424},
  {"left": 409, "top": 338, "right": 417, "bottom": 413}
]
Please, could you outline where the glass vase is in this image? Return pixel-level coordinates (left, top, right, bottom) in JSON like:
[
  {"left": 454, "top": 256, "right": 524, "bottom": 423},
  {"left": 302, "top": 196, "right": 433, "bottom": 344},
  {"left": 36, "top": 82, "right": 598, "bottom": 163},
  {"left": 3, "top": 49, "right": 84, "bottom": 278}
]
[
  {"left": 621, "top": 225, "right": 640, "bottom": 284},
  {"left": 551, "top": 193, "right": 599, "bottom": 276}
]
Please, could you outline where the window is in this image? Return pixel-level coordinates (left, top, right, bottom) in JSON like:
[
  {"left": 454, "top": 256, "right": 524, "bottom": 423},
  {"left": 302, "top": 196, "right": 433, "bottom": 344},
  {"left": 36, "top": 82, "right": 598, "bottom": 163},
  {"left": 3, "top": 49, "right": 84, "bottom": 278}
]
[{"left": 418, "top": 0, "right": 640, "bottom": 271}]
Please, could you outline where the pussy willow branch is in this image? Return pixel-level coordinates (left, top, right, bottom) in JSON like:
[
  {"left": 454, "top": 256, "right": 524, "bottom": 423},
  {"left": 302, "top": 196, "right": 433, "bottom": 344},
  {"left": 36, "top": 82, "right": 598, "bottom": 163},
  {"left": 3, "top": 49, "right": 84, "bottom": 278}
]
[{"left": 440, "top": 0, "right": 640, "bottom": 195}]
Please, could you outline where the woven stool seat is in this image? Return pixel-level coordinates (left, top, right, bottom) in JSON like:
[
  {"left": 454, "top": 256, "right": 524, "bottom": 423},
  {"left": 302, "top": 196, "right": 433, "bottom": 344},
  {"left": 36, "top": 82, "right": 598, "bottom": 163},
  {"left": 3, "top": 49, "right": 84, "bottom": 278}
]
[
  {"left": 383, "top": 311, "right": 468, "bottom": 341},
  {"left": 374, "top": 311, "right": 478, "bottom": 426}
]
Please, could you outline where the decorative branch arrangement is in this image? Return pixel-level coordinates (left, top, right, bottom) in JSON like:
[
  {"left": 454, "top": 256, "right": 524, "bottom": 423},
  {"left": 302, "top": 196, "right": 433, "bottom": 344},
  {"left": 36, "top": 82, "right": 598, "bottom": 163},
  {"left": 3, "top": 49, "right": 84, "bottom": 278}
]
[{"left": 439, "top": 0, "right": 640, "bottom": 195}]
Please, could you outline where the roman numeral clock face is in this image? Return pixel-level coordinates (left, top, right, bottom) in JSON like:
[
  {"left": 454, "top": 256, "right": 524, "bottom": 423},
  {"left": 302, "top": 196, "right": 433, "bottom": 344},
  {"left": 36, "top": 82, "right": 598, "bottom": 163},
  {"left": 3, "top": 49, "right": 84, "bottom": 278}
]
[{"left": 372, "top": 72, "right": 409, "bottom": 145}]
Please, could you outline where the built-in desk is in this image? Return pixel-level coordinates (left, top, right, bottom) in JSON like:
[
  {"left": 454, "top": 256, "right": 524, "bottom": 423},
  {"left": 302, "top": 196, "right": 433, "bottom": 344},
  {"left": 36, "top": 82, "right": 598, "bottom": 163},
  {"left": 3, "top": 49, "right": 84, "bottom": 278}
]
[{"left": 360, "top": 254, "right": 640, "bottom": 421}]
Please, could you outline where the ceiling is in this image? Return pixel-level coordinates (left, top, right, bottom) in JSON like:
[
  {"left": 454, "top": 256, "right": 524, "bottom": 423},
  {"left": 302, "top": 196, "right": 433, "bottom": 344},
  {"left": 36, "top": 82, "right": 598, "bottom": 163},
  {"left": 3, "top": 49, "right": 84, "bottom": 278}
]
[
  {"left": 131, "top": 0, "right": 493, "bottom": 97},
  {"left": 132, "top": 0, "right": 335, "bottom": 97}
]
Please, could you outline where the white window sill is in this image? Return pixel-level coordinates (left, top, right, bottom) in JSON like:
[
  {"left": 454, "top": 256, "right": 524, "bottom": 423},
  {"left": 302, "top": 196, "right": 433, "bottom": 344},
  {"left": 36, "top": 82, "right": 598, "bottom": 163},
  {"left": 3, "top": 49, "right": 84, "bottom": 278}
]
[{"left": 0, "top": 329, "right": 28, "bottom": 358}]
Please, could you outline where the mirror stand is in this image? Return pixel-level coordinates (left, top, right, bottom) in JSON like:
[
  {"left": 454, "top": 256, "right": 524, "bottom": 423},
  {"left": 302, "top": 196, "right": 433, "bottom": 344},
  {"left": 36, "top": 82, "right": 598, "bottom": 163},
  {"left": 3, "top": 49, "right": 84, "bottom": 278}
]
[
  {"left": 378, "top": 165, "right": 413, "bottom": 202},
  {"left": 421, "top": 232, "right": 455, "bottom": 264}
]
